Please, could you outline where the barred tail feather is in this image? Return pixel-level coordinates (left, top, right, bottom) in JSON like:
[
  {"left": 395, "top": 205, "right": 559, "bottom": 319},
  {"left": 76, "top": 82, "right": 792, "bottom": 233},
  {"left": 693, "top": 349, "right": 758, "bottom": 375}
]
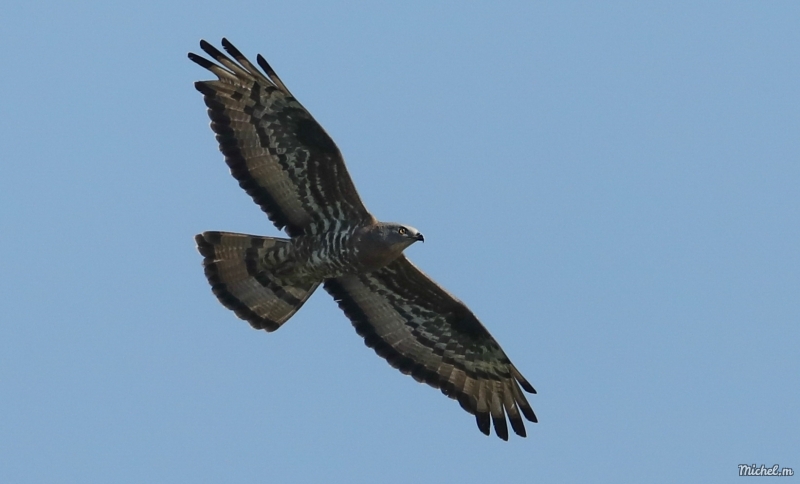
[{"left": 195, "top": 231, "right": 319, "bottom": 331}]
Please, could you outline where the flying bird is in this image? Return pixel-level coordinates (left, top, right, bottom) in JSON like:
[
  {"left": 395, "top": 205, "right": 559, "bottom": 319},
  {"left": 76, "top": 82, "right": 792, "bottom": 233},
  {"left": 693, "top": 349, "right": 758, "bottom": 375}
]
[{"left": 190, "top": 39, "right": 537, "bottom": 440}]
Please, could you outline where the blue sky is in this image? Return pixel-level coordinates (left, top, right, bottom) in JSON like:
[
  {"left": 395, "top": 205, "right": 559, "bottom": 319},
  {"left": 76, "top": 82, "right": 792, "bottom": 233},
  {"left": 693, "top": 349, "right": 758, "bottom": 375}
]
[{"left": 1, "top": 1, "right": 798, "bottom": 482}]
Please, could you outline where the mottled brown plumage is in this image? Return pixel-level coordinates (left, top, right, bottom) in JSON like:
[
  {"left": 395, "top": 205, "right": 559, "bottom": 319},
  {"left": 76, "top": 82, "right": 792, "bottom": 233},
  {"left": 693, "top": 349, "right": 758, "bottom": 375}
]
[{"left": 191, "top": 39, "right": 536, "bottom": 440}]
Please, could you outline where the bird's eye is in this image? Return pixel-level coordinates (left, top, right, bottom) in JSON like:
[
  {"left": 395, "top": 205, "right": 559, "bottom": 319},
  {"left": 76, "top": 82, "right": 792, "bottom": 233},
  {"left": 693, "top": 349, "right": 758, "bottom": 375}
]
[{"left": 398, "top": 227, "right": 407, "bottom": 235}]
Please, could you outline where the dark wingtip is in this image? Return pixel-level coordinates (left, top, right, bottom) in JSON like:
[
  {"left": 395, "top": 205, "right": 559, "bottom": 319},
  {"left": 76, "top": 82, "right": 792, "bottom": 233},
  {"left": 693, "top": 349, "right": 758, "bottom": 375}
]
[
  {"left": 476, "top": 412, "right": 491, "bottom": 436},
  {"left": 188, "top": 52, "right": 215, "bottom": 71},
  {"left": 221, "top": 37, "right": 239, "bottom": 56},
  {"left": 520, "top": 405, "right": 538, "bottom": 423},
  {"left": 513, "top": 367, "right": 536, "bottom": 394},
  {"left": 493, "top": 417, "right": 509, "bottom": 441},
  {"left": 457, "top": 393, "right": 477, "bottom": 415},
  {"left": 256, "top": 54, "right": 275, "bottom": 76},
  {"left": 199, "top": 39, "right": 225, "bottom": 60},
  {"left": 509, "top": 416, "right": 527, "bottom": 438}
]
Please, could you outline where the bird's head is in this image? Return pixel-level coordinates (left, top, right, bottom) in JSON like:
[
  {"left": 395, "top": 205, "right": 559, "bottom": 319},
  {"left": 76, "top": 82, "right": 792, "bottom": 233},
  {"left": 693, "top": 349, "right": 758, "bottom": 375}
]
[
  {"left": 378, "top": 222, "right": 424, "bottom": 249},
  {"left": 355, "top": 222, "right": 425, "bottom": 270},
  {"left": 366, "top": 222, "right": 424, "bottom": 252}
]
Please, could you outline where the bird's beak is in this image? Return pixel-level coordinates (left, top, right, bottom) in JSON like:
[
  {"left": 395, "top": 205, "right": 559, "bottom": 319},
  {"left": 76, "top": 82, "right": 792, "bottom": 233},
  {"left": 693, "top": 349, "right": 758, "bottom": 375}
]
[{"left": 415, "top": 233, "right": 425, "bottom": 242}]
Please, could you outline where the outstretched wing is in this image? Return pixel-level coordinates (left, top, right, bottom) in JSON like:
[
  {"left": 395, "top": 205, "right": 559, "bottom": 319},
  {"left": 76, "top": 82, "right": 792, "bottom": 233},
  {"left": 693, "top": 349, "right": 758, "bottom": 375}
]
[
  {"left": 324, "top": 256, "right": 537, "bottom": 440},
  {"left": 190, "top": 39, "right": 373, "bottom": 237}
]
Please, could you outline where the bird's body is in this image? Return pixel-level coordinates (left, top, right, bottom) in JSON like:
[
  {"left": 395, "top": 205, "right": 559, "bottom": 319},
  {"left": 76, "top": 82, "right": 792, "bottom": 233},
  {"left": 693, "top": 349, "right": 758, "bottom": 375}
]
[
  {"left": 290, "top": 222, "right": 424, "bottom": 279},
  {"left": 191, "top": 39, "right": 537, "bottom": 440}
]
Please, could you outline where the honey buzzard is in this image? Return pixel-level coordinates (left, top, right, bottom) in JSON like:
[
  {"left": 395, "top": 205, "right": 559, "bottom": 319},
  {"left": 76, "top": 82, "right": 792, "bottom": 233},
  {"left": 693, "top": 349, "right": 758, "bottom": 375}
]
[{"left": 190, "top": 39, "right": 537, "bottom": 440}]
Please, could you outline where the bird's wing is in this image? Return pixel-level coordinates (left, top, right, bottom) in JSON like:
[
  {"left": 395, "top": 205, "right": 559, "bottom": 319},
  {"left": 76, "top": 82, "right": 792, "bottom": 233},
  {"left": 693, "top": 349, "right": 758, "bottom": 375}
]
[
  {"left": 324, "top": 256, "right": 536, "bottom": 440},
  {"left": 190, "top": 39, "right": 373, "bottom": 237}
]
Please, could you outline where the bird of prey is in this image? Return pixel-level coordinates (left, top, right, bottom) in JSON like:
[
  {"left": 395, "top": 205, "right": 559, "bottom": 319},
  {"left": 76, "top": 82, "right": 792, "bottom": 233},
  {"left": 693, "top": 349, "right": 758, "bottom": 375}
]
[{"left": 190, "top": 39, "right": 537, "bottom": 440}]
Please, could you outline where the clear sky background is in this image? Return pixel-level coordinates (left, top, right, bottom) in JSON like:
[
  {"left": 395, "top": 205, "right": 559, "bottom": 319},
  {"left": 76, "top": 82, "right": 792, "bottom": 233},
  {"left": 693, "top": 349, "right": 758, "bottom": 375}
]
[{"left": 1, "top": 1, "right": 798, "bottom": 482}]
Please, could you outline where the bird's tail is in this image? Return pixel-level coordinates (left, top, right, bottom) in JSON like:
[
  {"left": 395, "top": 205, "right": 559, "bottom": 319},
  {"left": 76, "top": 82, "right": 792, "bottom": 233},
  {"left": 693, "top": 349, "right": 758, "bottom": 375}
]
[{"left": 195, "top": 231, "right": 319, "bottom": 331}]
